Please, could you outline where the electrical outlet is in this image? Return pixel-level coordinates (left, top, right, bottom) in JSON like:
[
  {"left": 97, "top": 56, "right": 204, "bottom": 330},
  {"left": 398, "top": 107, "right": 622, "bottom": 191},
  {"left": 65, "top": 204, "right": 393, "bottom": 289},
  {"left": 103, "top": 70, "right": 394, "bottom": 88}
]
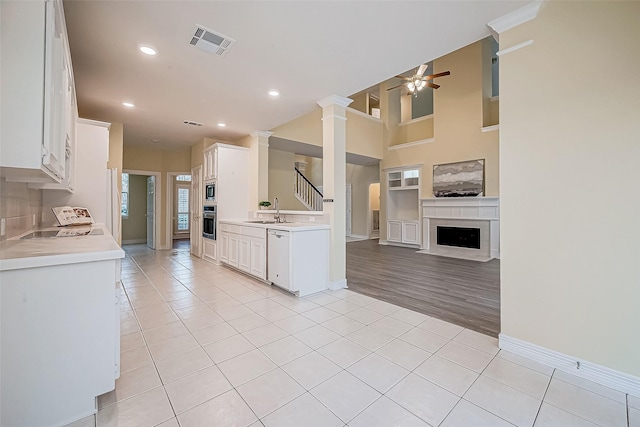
[
  {"left": 309, "top": 216, "right": 315, "bottom": 222},
  {"left": 1, "top": 218, "right": 5, "bottom": 236}
]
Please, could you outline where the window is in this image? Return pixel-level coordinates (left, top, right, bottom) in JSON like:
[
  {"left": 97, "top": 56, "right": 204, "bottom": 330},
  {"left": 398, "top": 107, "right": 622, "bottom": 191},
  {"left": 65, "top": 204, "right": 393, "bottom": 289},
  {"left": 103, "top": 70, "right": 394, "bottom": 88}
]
[
  {"left": 177, "top": 187, "right": 189, "bottom": 231},
  {"left": 121, "top": 173, "right": 129, "bottom": 218},
  {"left": 176, "top": 174, "right": 191, "bottom": 182}
]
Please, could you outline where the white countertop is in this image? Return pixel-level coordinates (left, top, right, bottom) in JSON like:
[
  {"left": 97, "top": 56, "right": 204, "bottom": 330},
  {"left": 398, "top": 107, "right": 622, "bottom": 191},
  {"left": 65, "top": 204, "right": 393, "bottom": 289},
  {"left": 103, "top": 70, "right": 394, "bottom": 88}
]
[
  {"left": 220, "top": 219, "right": 330, "bottom": 232},
  {"left": 0, "top": 224, "right": 125, "bottom": 271}
]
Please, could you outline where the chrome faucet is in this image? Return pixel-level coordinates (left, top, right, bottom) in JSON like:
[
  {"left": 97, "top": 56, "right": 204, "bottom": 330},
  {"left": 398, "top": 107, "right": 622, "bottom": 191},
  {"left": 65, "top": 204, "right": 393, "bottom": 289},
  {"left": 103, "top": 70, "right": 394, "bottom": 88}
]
[{"left": 274, "top": 197, "right": 281, "bottom": 223}]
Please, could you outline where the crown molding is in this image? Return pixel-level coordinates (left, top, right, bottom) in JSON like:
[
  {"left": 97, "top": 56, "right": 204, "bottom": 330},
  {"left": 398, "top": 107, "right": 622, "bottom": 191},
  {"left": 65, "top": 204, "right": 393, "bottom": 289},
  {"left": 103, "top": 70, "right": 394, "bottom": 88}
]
[
  {"left": 317, "top": 95, "right": 353, "bottom": 109},
  {"left": 251, "top": 130, "right": 273, "bottom": 138},
  {"left": 488, "top": 0, "right": 543, "bottom": 35}
]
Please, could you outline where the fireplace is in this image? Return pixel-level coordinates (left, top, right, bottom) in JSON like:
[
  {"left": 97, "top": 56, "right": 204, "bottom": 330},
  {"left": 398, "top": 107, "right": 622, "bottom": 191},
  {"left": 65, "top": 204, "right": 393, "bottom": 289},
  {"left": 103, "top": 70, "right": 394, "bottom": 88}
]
[
  {"left": 420, "top": 197, "right": 499, "bottom": 261},
  {"left": 437, "top": 226, "right": 481, "bottom": 249}
]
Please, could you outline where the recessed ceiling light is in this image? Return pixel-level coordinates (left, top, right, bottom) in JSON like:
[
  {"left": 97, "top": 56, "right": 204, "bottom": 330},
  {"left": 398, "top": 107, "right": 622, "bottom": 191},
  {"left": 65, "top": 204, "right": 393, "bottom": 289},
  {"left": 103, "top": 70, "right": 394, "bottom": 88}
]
[
  {"left": 139, "top": 46, "right": 157, "bottom": 56},
  {"left": 268, "top": 90, "right": 280, "bottom": 97},
  {"left": 151, "top": 139, "right": 159, "bottom": 143},
  {"left": 217, "top": 123, "right": 226, "bottom": 127},
  {"left": 122, "top": 102, "right": 135, "bottom": 108}
]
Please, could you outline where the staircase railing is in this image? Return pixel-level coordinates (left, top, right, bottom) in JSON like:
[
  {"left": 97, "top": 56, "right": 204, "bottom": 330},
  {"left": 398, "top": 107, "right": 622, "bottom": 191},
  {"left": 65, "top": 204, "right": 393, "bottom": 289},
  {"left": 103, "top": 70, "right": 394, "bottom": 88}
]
[{"left": 294, "top": 167, "right": 323, "bottom": 211}]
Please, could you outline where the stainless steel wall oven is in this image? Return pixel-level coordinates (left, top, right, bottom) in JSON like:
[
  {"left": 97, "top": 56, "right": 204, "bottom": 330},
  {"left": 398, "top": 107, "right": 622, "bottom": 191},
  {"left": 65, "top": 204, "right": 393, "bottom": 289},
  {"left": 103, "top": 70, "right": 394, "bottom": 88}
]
[{"left": 202, "top": 206, "right": 216, "bottom": 240}]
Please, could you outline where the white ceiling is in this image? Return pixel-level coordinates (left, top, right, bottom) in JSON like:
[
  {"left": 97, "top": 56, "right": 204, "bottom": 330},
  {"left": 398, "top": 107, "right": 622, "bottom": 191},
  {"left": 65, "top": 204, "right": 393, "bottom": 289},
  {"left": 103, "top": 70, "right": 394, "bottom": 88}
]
[{"left": 63, "top": 1, "right": 527, "bottom": 150}]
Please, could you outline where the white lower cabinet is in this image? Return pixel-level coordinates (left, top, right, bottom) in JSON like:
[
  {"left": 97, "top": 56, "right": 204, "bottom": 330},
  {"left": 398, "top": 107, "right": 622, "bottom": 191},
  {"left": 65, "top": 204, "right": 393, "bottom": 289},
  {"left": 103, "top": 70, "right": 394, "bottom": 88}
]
[
  {"left": 387, "top": 220, "right": 420, "bottom": 246},
  {"left": 1, "top": 253, "right": 122, "bottom": 426},
  {"left": 238, "top": 236, "right": 251, "bottom": 272},
  {"left": 219, "top": 224, "right": 266, "bottom": 280},
  {"left": 203, "top": 238, "right": 216, "bottom": 263},
  {"left": 219, "top": 232, "right": 229, "bottom": 263},
  {"left": 250, "top": 238, "right": 266, "bottom": 278},
  {"left": 387, "top": 220, "right": 402, "bottom": 242},
  {"left": 402, "top": 221, "right": 420, "bottom": 244},
  {"left": 228, "top": 233, "right": 239, "bottom": 268}
]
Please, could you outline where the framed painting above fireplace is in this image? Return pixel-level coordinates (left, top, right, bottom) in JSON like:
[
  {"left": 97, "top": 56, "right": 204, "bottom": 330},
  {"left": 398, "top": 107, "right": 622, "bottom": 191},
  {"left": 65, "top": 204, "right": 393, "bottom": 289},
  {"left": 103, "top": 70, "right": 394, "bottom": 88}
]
[{"left": 433, "top": 159, "right": 484, "bottom": 197}]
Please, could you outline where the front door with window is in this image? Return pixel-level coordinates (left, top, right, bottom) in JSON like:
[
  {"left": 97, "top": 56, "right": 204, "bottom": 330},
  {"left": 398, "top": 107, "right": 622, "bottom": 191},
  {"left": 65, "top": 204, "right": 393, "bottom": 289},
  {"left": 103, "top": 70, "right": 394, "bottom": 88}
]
[{"left": 174, "top": 182, "right": 190, "bottom": 238}]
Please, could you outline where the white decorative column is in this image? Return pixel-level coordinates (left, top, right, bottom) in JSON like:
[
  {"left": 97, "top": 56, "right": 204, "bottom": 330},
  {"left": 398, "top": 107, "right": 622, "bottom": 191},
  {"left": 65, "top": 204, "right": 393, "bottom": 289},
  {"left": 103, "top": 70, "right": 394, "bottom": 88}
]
[
  {"left": 317, "top": 95, "right": 353, "bottom": 289},
  {"left": 248, "top": 131, "right": 272, "bottom": 210}
]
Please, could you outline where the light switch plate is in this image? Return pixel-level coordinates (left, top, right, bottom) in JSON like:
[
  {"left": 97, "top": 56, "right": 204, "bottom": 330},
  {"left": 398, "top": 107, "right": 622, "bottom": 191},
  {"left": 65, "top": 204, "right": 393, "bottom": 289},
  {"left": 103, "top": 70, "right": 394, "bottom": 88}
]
[
  {"left": 1, "top": 218, "right": 5, "bottom": 236},
  {"left": 32, "top": 214, "right": 36, "bottom": 226}
]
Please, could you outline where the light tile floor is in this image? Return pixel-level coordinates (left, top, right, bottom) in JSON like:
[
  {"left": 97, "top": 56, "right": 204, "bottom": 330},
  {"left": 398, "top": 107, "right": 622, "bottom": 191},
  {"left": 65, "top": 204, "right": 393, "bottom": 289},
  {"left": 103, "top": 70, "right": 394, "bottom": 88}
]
[{"left": 67, "top": 244, "right": 637, "bottom": 427}]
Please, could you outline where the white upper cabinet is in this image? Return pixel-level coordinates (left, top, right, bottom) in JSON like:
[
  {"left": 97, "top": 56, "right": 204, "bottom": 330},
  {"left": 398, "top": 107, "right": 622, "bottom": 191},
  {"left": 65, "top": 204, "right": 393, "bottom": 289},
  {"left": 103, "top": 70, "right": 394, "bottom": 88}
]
[
  {"left": 203, "top": 146, "right": 218, "bottom": 181},
  {"left": 0, "top": 0, "right": 77, "bottom": 184}
]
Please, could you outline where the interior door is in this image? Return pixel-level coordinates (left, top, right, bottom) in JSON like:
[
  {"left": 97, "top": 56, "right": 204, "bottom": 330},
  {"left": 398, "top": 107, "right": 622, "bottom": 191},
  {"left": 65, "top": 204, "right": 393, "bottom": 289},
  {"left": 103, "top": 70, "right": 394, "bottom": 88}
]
[
  {"left": 146, "top": 176, "right": 155, "bottom": 249},
  {"left": 190, "top": 166, "right": 202, "bottom": 257}
]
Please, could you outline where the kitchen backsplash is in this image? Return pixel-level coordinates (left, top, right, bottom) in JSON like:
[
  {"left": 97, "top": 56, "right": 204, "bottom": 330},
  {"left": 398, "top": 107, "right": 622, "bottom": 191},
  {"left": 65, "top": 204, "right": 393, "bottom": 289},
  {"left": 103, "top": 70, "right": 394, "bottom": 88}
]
[{"left": 0, "top": 178, "right": 43, "bottom": 242}]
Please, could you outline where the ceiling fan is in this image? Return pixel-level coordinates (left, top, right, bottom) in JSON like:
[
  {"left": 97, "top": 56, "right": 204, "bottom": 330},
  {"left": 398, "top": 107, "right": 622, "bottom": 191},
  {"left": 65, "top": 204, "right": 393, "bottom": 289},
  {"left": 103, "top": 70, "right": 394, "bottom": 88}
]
[{"left": 387, "top": 63, "right": 451, "bottom": 96}]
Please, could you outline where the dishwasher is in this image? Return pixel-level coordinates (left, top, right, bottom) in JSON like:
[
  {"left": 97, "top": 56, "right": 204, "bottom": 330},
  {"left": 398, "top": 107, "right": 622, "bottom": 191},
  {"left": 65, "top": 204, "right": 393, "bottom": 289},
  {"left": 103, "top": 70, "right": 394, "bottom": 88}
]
[{"left": 267, "top": 229, "right": 291, "bottom": 291}]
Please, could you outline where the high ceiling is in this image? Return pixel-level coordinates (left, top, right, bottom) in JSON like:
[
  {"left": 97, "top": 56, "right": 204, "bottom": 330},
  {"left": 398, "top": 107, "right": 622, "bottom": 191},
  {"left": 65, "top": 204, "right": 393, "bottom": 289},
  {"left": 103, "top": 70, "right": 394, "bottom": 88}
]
[{"left": 63, "top": 1, "right": 527, "bottom": 150}]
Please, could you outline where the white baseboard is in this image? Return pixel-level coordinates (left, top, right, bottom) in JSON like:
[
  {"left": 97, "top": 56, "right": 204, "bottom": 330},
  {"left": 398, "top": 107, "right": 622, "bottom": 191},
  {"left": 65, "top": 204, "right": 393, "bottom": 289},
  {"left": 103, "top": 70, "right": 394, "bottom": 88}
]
[
  {"left": 328, "top": 278, "right": 348, "bottom": 290},
  {"left": 499, "top": 334, "right": 640, "bottom": 396},
  {"left": 122, "top": 239, "right": 146, "bottom": 245}
]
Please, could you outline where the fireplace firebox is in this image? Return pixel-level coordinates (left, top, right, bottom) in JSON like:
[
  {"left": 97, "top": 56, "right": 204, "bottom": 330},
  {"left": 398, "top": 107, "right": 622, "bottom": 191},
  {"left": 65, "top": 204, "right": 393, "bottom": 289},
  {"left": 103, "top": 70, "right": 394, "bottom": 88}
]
[{"left": 436, "top": 226, "right": 481, "bottom": 249}]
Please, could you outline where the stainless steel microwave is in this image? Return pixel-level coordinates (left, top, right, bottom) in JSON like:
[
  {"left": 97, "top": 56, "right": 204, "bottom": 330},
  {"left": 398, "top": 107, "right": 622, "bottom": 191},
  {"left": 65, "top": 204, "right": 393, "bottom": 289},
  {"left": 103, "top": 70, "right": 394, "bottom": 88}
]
[{"left": 205, "top": 181, "right": 216, "bottom": 202}]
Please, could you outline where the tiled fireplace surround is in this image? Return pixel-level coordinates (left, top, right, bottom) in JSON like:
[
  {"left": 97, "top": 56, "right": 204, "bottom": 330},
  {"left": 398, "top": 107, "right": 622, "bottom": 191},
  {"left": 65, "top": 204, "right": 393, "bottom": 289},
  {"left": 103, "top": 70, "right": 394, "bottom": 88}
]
[{"left": 420, "top": 197, "right": 499, "bottom": 261}]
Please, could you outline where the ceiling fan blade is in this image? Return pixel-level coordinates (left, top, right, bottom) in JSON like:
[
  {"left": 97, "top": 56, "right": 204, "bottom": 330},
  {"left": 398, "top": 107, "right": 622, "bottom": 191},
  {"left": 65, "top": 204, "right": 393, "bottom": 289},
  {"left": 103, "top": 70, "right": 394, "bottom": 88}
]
[
  {"left": 416, "top": 63, "right": 428, "bottom": 77},
  {"left": 395, "top": 75, "right": 412, "bottom": 81},
  {"left": 426, "top": 82, "right": 440, "bottom": 89},
  {"left": 423, "top": 71, "right": 451, "bottom": 80},
  {"left": 386, "top": 83, "right": 405, "bottom": 91}
]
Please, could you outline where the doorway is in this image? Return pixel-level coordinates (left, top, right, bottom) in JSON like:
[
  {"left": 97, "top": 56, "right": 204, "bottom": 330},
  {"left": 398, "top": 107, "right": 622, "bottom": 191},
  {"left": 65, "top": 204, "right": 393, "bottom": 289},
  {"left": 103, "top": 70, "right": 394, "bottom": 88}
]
[
  {"left": 166, "top": 172, "right": 192, "bottom": 251},
  {"left": 368, "top": 182, "right": 380, "bottom": 239},
  {"left": 121, "top": 170, "right": 160, "bottom": 249}
]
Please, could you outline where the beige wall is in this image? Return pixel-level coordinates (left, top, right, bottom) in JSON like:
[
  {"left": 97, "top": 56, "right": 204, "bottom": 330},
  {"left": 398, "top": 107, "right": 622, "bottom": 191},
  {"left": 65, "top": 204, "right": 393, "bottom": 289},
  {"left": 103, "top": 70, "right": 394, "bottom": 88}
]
[
  {"left": 345, "top": 110, "right": 384, "bottom": 160},
  {"left": 500, "top": 1, "right": 640, "bottom": 376},
  {"left": 108, "top": 123, "right": 124, "bottom": 191},
  {"left": 349, "top": 92, "right": 367, "bottom": 114},
  {"left": 393, "top": 116, "right": 434, "bottom": 146},
  {"left": 271, "top": 109, "right": 323, "bottom": 147},
  {"left": 107, "top": 122, "right": 124, "bottom": 243},
  {"left": 270, "top": 106, "right": 384, "bottom": 161},
  {"left": 346, "top": 163, "right": 380, "bottom": 237},
  {"left": 123, "top": 144, "right": 191, "bottom": 249},
  {"left": 268, "top": 149, "right": 307, "bottom": 210},
  {"left": 121, "top": 174, "right": 147, "bottom": 243}
]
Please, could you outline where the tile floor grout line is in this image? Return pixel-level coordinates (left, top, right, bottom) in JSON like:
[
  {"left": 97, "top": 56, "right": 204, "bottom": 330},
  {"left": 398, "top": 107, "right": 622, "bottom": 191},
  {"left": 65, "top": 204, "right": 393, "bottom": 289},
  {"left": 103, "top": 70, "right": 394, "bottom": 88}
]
[
  {"left": 529, "top": 367, "right": 555, "bottom": 427},
  {"left": 626, "top": 394, "right": 630, "bottom": 427}
]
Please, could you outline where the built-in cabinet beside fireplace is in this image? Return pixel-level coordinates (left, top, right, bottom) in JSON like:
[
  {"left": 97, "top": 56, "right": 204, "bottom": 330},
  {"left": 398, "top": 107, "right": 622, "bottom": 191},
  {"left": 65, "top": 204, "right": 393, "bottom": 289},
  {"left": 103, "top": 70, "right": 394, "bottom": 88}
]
[
  {"left": 420, "top": 197, "right": 499, "bottom": 261},
  {"left": 385, "top": 166, "right": 421, "bottom": 248}
]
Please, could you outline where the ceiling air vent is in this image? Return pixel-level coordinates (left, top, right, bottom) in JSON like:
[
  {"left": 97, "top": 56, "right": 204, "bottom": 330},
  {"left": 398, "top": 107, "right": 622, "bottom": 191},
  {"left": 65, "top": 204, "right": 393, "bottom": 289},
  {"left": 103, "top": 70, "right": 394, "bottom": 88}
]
[
  {"left": 189, "top": 25, "right": 235, "bottom": 56},
  {"left": 183, "top": 120, "right": 204, "bottom": 127}
]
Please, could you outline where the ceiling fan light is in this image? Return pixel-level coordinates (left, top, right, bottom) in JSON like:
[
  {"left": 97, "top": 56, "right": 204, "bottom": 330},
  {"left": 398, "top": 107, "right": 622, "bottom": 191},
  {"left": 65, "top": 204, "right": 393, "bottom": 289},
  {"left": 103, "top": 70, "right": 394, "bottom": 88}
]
[{"left": 407, "top": 82, "right": 415, "bottom": 92}]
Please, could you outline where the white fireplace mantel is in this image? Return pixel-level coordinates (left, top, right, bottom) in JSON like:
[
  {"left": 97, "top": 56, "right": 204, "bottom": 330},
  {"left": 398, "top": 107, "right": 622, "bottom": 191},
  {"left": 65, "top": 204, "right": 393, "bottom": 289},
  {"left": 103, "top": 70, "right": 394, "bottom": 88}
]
[{"left": 421, "top": 197, "right": 500, "bottom": 260}]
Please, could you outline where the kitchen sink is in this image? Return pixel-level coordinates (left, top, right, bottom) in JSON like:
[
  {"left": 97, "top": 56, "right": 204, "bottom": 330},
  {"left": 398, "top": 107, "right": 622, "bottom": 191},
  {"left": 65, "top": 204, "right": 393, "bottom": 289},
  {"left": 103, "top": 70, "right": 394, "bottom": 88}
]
[{"left": 244, "top": 220, "right": 277, "bottom": 224}]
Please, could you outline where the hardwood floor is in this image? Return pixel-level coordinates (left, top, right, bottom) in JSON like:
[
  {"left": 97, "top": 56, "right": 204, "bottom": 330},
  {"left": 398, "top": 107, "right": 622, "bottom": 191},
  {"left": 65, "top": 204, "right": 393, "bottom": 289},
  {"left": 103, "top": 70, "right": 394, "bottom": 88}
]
[{"left": 346, "top": 239, "right": 500, "bottom": 337}]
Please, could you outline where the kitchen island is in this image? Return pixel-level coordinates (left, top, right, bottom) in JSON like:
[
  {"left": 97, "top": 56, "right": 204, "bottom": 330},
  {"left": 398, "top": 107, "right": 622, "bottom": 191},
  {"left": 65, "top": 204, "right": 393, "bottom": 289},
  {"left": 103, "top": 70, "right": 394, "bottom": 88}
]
[
  {"left": 0, "top": 224, "right": 124, "bottom": 427},
  {"left": 218, "top": 220, "right": 329, "bottom": 296}
]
